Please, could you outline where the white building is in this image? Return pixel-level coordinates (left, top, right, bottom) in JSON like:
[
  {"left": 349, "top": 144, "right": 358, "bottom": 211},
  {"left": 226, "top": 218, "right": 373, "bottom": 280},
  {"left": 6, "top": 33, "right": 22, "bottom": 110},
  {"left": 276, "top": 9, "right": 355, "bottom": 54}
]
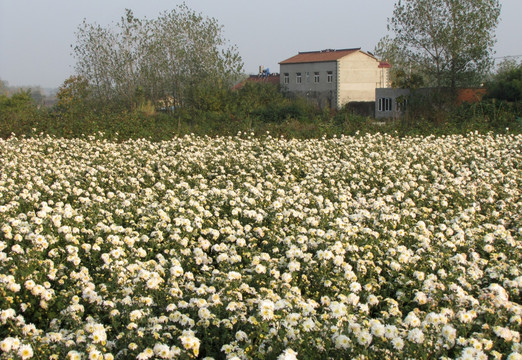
[{"left": 279, "top": 48, "right": 391, "bottom": 109}]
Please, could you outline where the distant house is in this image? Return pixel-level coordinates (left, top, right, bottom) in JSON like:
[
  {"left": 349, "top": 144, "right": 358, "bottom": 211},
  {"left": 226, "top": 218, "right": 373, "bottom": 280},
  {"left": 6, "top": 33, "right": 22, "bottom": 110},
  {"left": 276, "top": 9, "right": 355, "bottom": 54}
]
[
  {"left": 279, "top": 48, "right": 391, "bottom": 109},
  {"left": 233, "top": 66, "right": 280, "bottom": 90}
]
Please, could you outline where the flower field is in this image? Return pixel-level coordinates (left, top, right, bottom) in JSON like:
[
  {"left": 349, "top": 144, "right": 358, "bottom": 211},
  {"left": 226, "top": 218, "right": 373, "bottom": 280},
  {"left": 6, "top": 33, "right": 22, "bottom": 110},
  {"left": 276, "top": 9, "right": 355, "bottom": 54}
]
[{"left": 0, "top": 132, "right": 521, "bottom": 360}]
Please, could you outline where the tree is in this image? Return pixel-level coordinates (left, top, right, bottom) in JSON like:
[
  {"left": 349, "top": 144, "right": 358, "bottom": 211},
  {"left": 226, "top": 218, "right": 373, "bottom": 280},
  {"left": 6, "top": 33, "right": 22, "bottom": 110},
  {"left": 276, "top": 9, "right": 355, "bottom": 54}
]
[
  {"left": 0, "top": 78, "right": 8, "bottom": 95},
  {"left": 72, "top": 5, "right": 243, "bottom": 110},
  {"left": 374, "top": 36, "right": 426, "bottom": 89},
  {"left": 56, "top": 75, "right": 91, "bottom": 116},
  {"left": 494, "top": 57, "right": 521, "bottom": 76},
  {"left": 0, "top": 91, "right": 38, "bottom": 138},
  {"left": 384, "top": 0, "right": 501, "bottom": 90},
  {"left": 486, "top": 63, "right": 522, "bottom": 102}
]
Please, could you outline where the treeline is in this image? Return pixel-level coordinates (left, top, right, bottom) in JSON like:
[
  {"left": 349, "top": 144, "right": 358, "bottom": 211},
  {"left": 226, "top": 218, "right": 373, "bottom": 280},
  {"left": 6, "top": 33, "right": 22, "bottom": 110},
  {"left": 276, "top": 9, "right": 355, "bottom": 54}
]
[
  {"left": 1, "top": 74, "right": 520, "bottom": 141},
  {"left": 72, "top": 5, "right": 243, "bottom": 111}
]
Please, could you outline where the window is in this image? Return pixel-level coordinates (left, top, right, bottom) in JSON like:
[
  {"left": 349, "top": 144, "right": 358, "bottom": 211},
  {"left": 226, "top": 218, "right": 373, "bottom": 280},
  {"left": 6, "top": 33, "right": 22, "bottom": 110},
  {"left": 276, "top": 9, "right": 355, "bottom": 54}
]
[
  {"left": 314, "top": 72, "right": 320, "bottom": 83},
  {"left": 327, "top": 71, "right": 333, "bottom": 83},
  {"left": 378, "top": 98, "right": 393, "bottom": 112},
  {"left": 296, "top": 72, "right": 302, "bottom": 84},
  {"left": 306, "top": 72, "right": 310, "bottom": 83},
  {"left": 284, "top": 73, "right": 289, "bottom": 84}
]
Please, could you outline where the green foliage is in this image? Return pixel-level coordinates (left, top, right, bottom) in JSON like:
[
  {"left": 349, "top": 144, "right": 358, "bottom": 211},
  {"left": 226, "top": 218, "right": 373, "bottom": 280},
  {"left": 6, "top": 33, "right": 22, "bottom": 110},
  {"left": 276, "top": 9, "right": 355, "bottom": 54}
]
[
  {"left": 451, "top": 100, "right": 522, "bottom": 132},
  {"left": 1, "top": 78, "right": 521, "bottom": 141},
  {"left": 0, "top": 91, "right": 40, "bottom": 138},
  {"left": 233, "top": 82, "right": 285, "bottom": 114},
  {"left": 251, "top": 102, "right": 311, "bottom": 123},
  {"left": 373, "top": 36, "right": 427, "bottom": 89},
  {"left": 56, "top": 75, "right": 91, "bottom": 115},
  {"left": 486, "top": 64, "right": 522, "bottom": 102},
  {"left": 385, "top": 0, "right": 501, "bottom": 89},
  {"left": 73, "top": 5, "right": 243, "bottom": 111}
]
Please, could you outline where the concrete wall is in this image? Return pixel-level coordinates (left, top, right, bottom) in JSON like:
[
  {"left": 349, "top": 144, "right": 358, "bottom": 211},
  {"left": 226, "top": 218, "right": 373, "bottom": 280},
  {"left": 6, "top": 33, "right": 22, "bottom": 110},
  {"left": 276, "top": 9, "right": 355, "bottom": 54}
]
[
  {"left": 375, "top": 87, "right": 487, "bottom": 119},
  {"left": 280, "top": 62, "right": 337, "bottom": 108},
  {"left": 375, "top": 88, "right": 411, "bottom": 119},
  {"left": 337, "top": 52, "right": 384, "bottom": 107}
]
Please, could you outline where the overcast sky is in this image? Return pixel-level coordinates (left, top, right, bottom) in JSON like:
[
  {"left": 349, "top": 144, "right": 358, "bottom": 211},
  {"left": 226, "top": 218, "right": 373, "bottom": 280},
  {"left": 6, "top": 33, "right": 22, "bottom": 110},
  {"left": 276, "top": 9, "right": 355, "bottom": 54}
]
[{"left": 1, "top": 0, "right": 521, "bottom": 89}]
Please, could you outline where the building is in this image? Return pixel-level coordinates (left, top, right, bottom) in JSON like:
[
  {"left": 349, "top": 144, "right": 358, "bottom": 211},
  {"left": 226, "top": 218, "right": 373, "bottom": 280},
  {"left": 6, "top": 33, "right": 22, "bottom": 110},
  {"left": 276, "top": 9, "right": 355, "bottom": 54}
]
[
  {"left": 375, "top": 88, "right": 411, "bottom": 119},
  {"left": 279, "top": 48, "right": 391, "bottom": 109},
  {"left": 232, "top": 66, "right": 280, "bottom": 90}
]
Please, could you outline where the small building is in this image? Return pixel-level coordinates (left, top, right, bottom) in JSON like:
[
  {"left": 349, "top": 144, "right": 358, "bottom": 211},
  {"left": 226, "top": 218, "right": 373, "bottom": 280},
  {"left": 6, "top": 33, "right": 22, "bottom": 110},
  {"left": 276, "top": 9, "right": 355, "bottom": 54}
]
[
  {"left": 279, "top": 48, "right": 391, "bottom": 109},
  {"left": 375, "top": 88, "right": 411, "bottom": 119}
]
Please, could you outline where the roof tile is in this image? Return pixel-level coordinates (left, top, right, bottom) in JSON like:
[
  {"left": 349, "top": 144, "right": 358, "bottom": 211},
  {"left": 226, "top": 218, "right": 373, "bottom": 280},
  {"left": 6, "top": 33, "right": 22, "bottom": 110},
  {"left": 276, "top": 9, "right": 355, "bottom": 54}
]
[{"left": 279, "top": 48, "right": 361, "bottom": 64}]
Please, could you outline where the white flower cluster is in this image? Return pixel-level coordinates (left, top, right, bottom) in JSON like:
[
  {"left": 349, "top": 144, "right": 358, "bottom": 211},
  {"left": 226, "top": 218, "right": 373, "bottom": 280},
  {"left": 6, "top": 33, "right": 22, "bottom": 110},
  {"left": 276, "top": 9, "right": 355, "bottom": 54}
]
[{"left": 0, "top": 132, "right": 521, "bottom": 359}]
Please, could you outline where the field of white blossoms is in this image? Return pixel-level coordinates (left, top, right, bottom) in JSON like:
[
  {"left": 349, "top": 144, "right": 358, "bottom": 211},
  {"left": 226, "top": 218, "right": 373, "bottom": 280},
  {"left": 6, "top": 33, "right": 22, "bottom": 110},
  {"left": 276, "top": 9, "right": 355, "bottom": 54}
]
[{"left": 0, "top": 132, "right": 521, "bottom": 360}]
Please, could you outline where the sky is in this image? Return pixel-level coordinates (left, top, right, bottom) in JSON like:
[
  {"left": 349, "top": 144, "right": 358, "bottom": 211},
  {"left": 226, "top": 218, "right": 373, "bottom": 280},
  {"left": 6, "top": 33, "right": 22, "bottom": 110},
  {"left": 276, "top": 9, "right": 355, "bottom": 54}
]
[{"left": 1, "top": 0, "right": 521, "bottom": 89}]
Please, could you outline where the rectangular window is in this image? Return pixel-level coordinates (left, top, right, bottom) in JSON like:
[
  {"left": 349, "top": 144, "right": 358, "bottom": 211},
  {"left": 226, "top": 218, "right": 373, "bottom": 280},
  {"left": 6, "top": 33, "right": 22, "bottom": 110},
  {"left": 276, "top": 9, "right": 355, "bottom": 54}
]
[
  {"left": 296, "top": 72, "right": 302, "bottom": 84},
  {"left": 306, "top": 72, "right": 310, "bottom": 83},
  {"left": 314, "top": 72, "right": 320, "bottom": 83},
  {"left": 378, "top": 98, "right": 393, "bottom": 112},
  {"left": 327, "top": 71, "right": 333, "bottom": 83},
  {"left": 284, "top": 73, "right": 289, "bottom": 84}
]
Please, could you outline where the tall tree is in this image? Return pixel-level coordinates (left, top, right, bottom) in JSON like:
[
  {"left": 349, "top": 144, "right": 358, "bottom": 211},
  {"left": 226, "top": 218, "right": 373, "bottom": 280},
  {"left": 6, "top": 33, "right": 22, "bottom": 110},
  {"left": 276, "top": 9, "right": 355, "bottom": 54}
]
[
  {"left": 0, "top": 78, "right": 8, "bottom": 95},
  {"left": 72, "top": 5, "right": 243, "bottom": 109},
  {"left": 374, "top": 36, "right": 426, "bottom": 89},
  {"left": 384, "top": 0, "right": 501, "bottom": 90}
]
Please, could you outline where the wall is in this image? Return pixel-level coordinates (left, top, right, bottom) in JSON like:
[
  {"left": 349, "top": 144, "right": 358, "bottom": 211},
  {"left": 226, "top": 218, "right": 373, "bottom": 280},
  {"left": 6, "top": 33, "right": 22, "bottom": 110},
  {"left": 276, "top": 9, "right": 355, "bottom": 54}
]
[
  {"left": 337, "top": 52, "right": 383, "bottom": 107},
  {"left": 375, "top": 88, "right": 487, "bottom": 119},
  {"left": 280, "top": 62, "right": 337, "bottom": 108},
  {"left": 375, "top": 88, "right": 411, "bottom": 119}
]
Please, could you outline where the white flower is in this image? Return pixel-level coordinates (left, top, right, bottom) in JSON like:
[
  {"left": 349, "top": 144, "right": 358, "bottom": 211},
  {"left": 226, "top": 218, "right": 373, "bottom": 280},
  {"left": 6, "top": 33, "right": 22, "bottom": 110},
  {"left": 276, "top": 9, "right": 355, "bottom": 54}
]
[
  {"left": 442, "top": 324, "right": 457, "bottom": 342},
  {"left": 198, "top": 307, "right": 211, "bottom": 320},
  {"left": 235, "top": 330, "right": 248, "bottom": 341},
  {"left": 350, "top": 282, "right": 362, "bottom": 293},
  {"left": 67, "top": 350, "right": 81, "bottom": 360},
  {"left": 384, "top": 325, "right": 399, "bottom": 340},
  {"left": 404, "top": 311, "right": 421, "bottom": 327},
  {"left": 391, "top": 337, "right": 404, "bottom": 350},
  {"left": 357, "top": 330, "right": 373, "bottom": 347},
  {"left": 370, "top": 320, "right": 385, "bottom": 338},
  {"left": 407, "top": 328, "right": 425, "bottom": 344},
  {"left": 0, "top": 337, "right": 15, "bottom": 352},
  {"left": 507, "top": 353, "right": 522, "bottom": 360},
  {"left": 227, "top": 271, "right": 242, "bottom": 281},
  {"left": 18, "top": 344, "right": 33, "bottom": 359},
  {"left": 329, "top": 301, "right": 347, "bottom": 318},
  {"left": 302, "top": 318, "right": 315, "bottom": 332},
  {"left": 414, "top": 291, "right": 428, "bottom": 305},
  {"left": 335, "top": 334, "right": 351, "bottom": 349},
  {"left": 153, "top": 343, "right": 171, "bottom": 359},
  {"left": 258, "top": 300, "right": 275, "bottom": 320},
  {"left": 277, "top": 348, "right": 298, "bottom": 360},
  {"left": 255, "top": 264, "right": 267, "bottom": 274},
  {"left": 179, "top": 330, "right": 200, "bottom": 357}
]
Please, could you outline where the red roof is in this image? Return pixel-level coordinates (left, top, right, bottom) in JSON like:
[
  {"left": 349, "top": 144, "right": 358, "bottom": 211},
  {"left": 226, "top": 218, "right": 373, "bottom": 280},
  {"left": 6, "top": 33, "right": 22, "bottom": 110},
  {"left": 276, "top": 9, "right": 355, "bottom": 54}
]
[
  {"left": 232, "top": 74, "right": 280, "bottom": 90},
  {"left": 279, "top": 48, "right": 362, "bottom": 64}
]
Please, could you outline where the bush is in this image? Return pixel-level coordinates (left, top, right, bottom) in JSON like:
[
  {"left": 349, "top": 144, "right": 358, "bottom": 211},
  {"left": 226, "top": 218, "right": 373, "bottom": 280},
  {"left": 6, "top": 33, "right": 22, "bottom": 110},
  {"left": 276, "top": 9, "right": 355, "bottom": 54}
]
[
  {"left": 0, "top": 91, "right": 41, "bottom": 138},
  {"left": 486, "top": 64, "right": 522, "bottom": 102}
]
